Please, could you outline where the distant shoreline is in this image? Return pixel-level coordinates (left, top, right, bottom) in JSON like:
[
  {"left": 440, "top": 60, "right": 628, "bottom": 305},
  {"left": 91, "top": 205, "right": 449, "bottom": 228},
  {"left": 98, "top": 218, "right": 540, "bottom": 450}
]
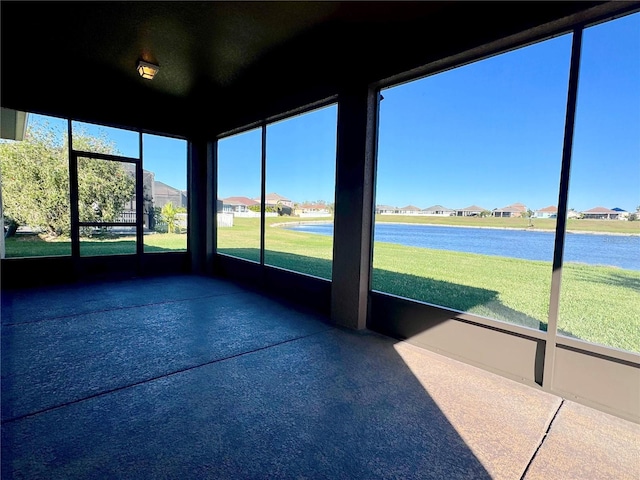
[
  {"left": 276, "top": 219, "right": 640, "bottom": 237},
  {"left": 377, "top": 222, "right": 640, "bottom": 237}
]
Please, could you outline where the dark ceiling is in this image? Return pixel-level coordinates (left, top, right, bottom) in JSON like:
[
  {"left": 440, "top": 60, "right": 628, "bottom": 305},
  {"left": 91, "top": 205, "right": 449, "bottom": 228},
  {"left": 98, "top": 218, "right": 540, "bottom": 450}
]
[{"left": 1, "top": 1, "right": 627, "bottom": 138}]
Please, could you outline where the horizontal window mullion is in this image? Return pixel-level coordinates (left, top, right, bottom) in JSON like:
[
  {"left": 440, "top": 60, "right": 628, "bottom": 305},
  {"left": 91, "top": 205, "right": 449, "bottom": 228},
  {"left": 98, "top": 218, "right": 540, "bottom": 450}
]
[
  {"left": 72, "top": 150, "right": 139, "bottom": 163},
  {"left": 79, "top": 222, "right": 136, "bottom": 227}
]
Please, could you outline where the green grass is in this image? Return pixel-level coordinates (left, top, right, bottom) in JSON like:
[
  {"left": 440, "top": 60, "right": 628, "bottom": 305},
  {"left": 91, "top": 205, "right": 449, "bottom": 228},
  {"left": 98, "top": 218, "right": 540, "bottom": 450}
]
[
  {"left": 4, "top": 234, "right": 72, "bottom": 257},
  {"left": 217, "top": 217, "right": 336, "bottom": 277},
  {"left": 218, "top": 217, "right": 639, "bottom": 352},
  {"left": 371, "top": 241, "right": 639, "bottom": 352},
  {"left": 4, "top": 232, "right": 187, "bottom": 257},
  {"left": 5, "top": 217, "right": 639, "bottom": 352},
  {"left": 144, "top": 233, "right": 187, "bottom": 252}
]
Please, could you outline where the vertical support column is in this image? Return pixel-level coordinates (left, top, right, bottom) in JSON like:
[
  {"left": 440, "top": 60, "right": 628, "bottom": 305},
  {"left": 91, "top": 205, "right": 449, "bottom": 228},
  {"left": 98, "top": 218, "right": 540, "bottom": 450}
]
[
  {"left": 68, "top": 120, "right": 80, "bottom": 260},
  {"left": 260, "top": 124, "right": 267, "bottom": 266},
  {"left": 0, "top": 176, "right": 4, "bottom": 259},
  {"left": 135, "top": 133, "right": 144, "bottom": 267},
  {"left": 188, "top": 138, "right": 213, "bottom": 274},
  {"left": 331, "top": 86, "right": 379, "bottom": 330},
  {"left": 207, "top": 140, "right": 217, "bottom": 275},
  {"left": 543, "top": 27, "right": 583, "bottom": 390}
]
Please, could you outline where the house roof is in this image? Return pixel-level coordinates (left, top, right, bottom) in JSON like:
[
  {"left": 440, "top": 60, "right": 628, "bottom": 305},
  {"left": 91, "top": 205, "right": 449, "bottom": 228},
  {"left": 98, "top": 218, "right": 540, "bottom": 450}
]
[
  {"left": 494, "top": 203, "right": 527, "bottom": 212},
  {"left": 423, "top": 205, "right": 454, "bottom": 212},
  {"left": 376, "top": 205, "right": 397, "bottom": 210},
  {"left": 493, "top": 206, "right": 521, "bottom": 213},
  {"left": 223, "top": 196, "right": 259, "bottom": 206},
  {"left": 507, "top": 203, "right": 527, "bottom": 211},
  {"left": 536, "top": 206, "right": 558, "bottom": 213},
  {"left": 583, "top": 206, "right": 618, "bottom": 214},
  {"left": 154, "top": 181, "right": 184, "bottom": 196},
  {"left": 262, "top": 193, "right": 292, "bottom": 203},
  {"left": 399, "top": 205, "right": 421, "bottom": 211},
  {"left": 458, "top": 205, "right": 486, "bottom": 212}
]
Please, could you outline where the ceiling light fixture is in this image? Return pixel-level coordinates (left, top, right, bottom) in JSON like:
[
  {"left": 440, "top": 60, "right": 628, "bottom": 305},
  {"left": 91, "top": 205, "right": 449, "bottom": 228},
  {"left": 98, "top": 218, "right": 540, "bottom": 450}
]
[{"left": 137, "top": 60, "right": 159, "bottom": 80}]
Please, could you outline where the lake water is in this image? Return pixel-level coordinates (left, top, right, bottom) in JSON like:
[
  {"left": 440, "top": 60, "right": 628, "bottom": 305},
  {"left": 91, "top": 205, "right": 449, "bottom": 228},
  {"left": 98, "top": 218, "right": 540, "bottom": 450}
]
[{"left": 283, "top": 222, "right": 640, "bottom": 271}]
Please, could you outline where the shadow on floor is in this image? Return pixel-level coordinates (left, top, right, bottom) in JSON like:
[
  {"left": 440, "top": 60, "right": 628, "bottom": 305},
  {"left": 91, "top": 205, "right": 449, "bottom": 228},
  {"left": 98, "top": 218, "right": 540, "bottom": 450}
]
[{"left": 1, "top": 274, "right": 493, "bottom": 479}]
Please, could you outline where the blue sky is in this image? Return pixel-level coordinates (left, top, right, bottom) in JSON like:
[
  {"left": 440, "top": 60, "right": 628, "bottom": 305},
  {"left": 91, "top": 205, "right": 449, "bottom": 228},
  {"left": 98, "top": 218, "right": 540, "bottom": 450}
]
[
  {"left": 217, "top": 105, "right": 338, "bottom": 203},
  {"left": 26, "top": 12, "right": 638, "bottom": 212},
  {"left": 376, "top": 12, "right": 639, "bottom": 212}
]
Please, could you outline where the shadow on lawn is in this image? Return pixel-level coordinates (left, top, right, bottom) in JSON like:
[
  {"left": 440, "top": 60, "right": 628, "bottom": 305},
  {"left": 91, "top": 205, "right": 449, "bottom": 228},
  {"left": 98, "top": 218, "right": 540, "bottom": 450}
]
[
  {"left": 221, "top": 239, "right": 638, "bottom": 332},
  {"left": 217, "top": 247, "right": 544, "bottom": 331},
  {"left": 566, "top": 267, "right": 640, "bottom": 293}
]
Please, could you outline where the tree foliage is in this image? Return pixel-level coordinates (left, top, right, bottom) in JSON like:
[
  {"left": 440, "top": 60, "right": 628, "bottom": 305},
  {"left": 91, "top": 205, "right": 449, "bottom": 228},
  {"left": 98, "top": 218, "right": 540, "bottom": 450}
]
[
  {"left": 160, "top": 201, "right": 186, "bottom": 233},
  {"left": 0, "top": 122, "right": 135, "bottom": 237},
  {"left": 77, "top": 158, "right": 135, "bottom": 225},
  {"left": 248, "top": 204, "right": 276, "bottom": 213}
]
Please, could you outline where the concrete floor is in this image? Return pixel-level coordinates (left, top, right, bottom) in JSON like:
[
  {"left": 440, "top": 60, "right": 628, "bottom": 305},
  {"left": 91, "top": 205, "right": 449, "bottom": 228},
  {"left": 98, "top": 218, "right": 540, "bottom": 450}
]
[{"left": 1, "top": 274, "right": 638, "bottom": 479}]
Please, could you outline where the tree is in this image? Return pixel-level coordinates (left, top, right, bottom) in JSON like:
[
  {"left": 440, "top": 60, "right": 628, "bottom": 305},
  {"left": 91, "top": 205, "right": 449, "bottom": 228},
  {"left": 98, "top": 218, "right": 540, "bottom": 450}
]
[
  {"left": 0, "top": 121, "right": 135, "bottom": 237},
  {"left": 77, "top": 158, "right": 136, "bottom": 226},
  {"left": 160, "top": 201, "right": 186, "bottom": 233}
]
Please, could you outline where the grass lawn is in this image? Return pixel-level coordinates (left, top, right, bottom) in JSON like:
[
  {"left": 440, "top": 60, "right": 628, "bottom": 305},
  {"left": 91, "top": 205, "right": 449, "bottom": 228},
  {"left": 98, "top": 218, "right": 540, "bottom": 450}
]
[
  {"left": 4, "top": 232, "right": 187, "bottom": 257},
  {"left": 144, "top": 233, "right": 187, "bottom": 252},
  {"left": 5, "top": 216, "right": 638, "bottom": 352},
  {"left": 218, "top": 217, "right": 639, "bottom": 352},
  {"left": 3, "top": 234, "right": 72, "bottom": 257},
  {"left": 371, "top": 241, "right": 640, "bottom": 352}
]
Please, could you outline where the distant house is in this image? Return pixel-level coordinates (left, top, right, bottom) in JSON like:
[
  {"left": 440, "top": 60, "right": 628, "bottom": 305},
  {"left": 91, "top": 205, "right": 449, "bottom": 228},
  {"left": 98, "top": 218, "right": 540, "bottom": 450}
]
[
  {"left": 154, "top": 181, "right": 187, "bottom": 210},
  {"left": 581, "top": 206, "right": 620, "bottom": 220},
  {"left": 255, "top": 192, "right": 294, "bottom": 215},
  {"left": 492, "top": 206, "right": 519, "bottom": 218},
  {"left": 257, "top": 192, "right": 294, "bottom": 209},
  {"left": 534, "top": 206, "right": 558, "bottom": 218},
  {"left": 295, "top": 203, "right": 332, "bottom": 218},
  {"left": 422, "top": 205, "right": 455, "bottom": 216},
  {"left": 455, "top": 205, "right": 487, "bottom": 217},
  {"left": 492, "top": 203, "right": 527, "bottom": 218},
  {"left": 120, "top": 167, "right": 186, "bottom": 228},
  {"left": 375, "top": 205, "right": 397, "bottom": 215},
  {"left": 397, "top": 205, "right": 421, "bottom": 215},
  {"left": 295, "top": 203, "right": 330, "bottom": 214},
  {"left": 222, "top": 196, "right": 259, "bottom": 214}
]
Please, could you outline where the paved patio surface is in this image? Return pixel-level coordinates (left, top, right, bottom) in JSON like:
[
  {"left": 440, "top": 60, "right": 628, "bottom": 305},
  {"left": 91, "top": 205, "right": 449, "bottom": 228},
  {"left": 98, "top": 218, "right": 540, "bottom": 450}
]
[{"left": 1, "top": 274, "right": 638, "bottom": 479}]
